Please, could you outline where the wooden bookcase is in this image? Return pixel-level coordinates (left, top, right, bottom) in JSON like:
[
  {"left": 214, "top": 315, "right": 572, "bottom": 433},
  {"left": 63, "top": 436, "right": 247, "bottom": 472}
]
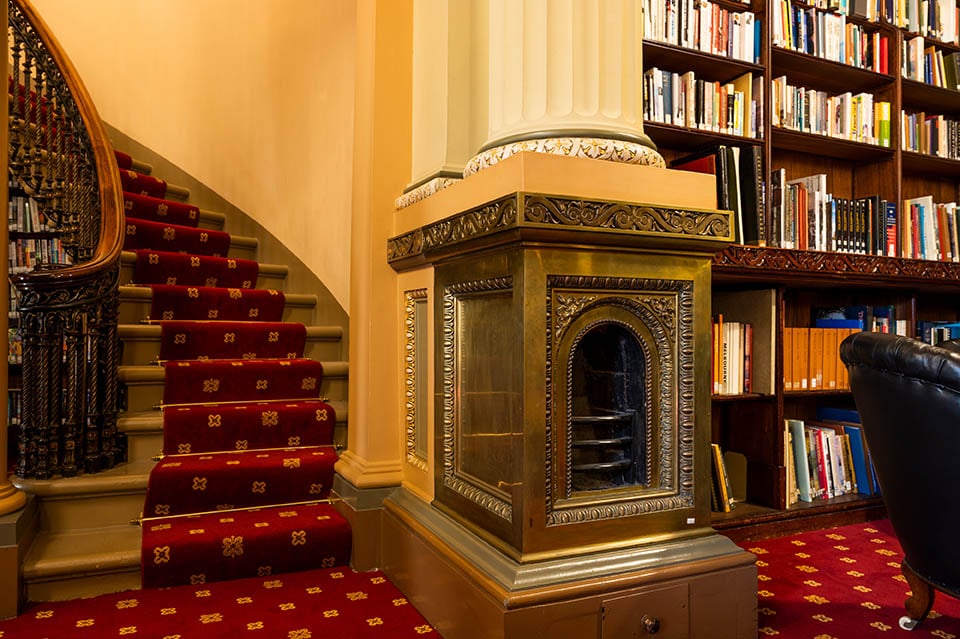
[{"left": 643, "top": 0, "right": 960, "bottom": 540}]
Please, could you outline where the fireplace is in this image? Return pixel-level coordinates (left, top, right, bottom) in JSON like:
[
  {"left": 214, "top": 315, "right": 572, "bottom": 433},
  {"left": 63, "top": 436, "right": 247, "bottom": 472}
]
[
  {"left": 383, "top": 160, "right": 757, "bottom": 639},
  {"left": 411, "top": 191, "right": 724, "bottom": 558}
]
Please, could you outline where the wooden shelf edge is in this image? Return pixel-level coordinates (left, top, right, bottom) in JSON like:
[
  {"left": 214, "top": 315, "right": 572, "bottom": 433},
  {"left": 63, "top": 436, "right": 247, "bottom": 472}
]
[{"left": 712, "top": 495, "right": 886, "bottom": 543}]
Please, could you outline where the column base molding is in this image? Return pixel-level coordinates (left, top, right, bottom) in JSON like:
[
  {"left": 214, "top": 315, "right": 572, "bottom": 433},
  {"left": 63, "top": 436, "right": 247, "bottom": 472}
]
[
  {"left": 333, "top": 450, "right": 403, "bottom": 489},
  {"left": 381, "top": 489, "right": 757, "bottom": 639},
  {"left": 465, "top": 136, "right": 665, "bottom": 177}
]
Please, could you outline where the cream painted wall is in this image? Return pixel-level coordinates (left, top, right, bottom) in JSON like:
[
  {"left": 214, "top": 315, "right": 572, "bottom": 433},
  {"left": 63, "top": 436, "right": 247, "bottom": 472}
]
[{"left": 31, "top": 0, "right": 356, "bottom": 310}]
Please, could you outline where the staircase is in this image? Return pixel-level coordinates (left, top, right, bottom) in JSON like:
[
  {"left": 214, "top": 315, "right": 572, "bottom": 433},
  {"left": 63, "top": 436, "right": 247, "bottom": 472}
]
[{"left": 15, "top": 150, "right": 351, "bottom": 602}]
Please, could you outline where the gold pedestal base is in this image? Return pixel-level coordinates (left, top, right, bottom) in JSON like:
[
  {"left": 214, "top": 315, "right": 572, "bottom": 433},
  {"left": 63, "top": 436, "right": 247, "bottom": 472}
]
[{"left": 381, "top": 491, "right": 757, "bottom": 639}]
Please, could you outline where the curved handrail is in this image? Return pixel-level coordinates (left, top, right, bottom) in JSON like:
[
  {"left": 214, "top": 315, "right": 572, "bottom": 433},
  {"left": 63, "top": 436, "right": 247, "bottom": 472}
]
[{"left": 8, "top": 0, "right": 125, "bottom": 479}]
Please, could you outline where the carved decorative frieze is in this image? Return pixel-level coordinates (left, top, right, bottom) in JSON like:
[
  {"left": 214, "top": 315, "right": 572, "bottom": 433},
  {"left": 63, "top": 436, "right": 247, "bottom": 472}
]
[
  {"left": 422, "top": 197, "right": 518, "bottom": 251},
  {"left": 388, "top": 194, "right": 732, "bottom": 268},
  {"left": 524, "top": 196, "right": 730, "bottom": 237},
  {"left": 714, "top": 244, "right": 960, "bottom": 285}
]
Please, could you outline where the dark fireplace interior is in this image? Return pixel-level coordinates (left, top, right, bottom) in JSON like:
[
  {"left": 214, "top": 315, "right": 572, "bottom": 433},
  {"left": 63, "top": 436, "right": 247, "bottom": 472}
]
[{"left": 569, "top": 323, "right": 646, "bottom": 493}]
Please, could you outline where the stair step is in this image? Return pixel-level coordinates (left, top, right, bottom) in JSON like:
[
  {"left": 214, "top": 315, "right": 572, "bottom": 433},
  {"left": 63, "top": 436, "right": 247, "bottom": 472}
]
[
  {"left": 164, "top": 182, "right": 190, "bottom": 202},
  {"left": 22, "top": 526, "right": 142, "bottom": 602},
  {"left": 119, "top": 324, "right": 344, "bottom": 365},
  {"left": 118, "top": 361, "right": 348, "bottom": 413},
  {"left": 118, "top": 286, "right": 318, "bottom": 325},
  {"left": 12, "top": 462, "right": 153, "bottom": 534},
  {"left": 119, "top": 251, "right": 288, "bottom": 289},
  {"left": 118, "top": 400, "right": 348, "bottom": 465}
]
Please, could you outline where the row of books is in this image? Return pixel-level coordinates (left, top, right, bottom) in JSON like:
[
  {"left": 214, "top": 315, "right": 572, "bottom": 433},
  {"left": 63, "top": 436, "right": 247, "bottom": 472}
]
[
  {"left": 814, "top": 304, "right": 909, "bottom": 335},
  {"left": 785, "top": 409, "right": 880, "bottom": 508},
  {"left": 7, "top": 329, "right": 21, "bottom": 365},
  {"left": 671, "top": 144, "right": 765, "bottom": 246},
  {"left": 8, "top": 237, "right": 71, "bottom": 273},
  {"left": 8, "top": 193, "right": 51, "bottom": 233},
  {"left": 642, "top": 0, "right": 759, "bottom": 64},
  {"left": 792, "top": 0, "right": 958, "bottom": 44},
  {"left": 771, "top": 172, "right": 896, "bottom": 254},
  {"left": 643, "top": 69, "right": 760, "bottom": 139},
  {"left": 772, "top": 1, "right": 890, "bottom": 73},
  {"left": 783, "top": 326, "right": 861, "bottom": 391},
  {"left": 917, "top": 319, "right": 960, "bottom": 343},
  {"left": 771, "top": 77, "right": 892, "bottom": 147},
  {"left": 900, "top": 195, "right": 960, "bottom": 260},
  {"left": 903, "top": 36, "right": 960, "bottom": 89},
  {"left": 902, "top": 111, "right": 960, "bottom": 160},
  {"left": 888, "top": 0, "right": 959, "bottom": 44},
  {"left": 712, "top": 316, "right": 752, "bottom": 395}
]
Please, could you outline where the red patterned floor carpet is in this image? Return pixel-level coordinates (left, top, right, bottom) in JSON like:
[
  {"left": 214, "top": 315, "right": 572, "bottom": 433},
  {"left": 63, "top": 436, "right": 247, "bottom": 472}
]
[
  {"left": 4, "top": 519, "right": 960, "bottom": 638},
  {"left": 0, "top": 566, "right": 437, "bottom": 639},
  {"left": 739, "top": 518, "right": 960, "bottom": 637}
]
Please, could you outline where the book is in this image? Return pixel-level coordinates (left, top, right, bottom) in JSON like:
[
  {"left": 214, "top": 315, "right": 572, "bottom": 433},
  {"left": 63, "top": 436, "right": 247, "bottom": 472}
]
[
  {"left": 787, "top": 418, "right": 813, "bottom": 502},
  {"left": 737, "top": 145, "right": 766, "bottom": 246},
  {"left": 671, "top": 146, "right": 730, "bottom": 213}
]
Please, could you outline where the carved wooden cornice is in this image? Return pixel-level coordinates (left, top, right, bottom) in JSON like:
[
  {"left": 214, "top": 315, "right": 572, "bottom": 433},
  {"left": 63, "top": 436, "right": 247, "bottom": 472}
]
[
  {"left": 388, "top": 193, "right": 733, "bottom": 270},
  {"left": 714, "top": 245, "right": 960, "bottom": 290}
]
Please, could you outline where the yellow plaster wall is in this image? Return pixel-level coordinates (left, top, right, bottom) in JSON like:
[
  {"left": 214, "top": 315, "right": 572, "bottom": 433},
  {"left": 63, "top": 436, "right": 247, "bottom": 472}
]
[{"left": 30, "top": 0, "right": 357, "bottom": 310}]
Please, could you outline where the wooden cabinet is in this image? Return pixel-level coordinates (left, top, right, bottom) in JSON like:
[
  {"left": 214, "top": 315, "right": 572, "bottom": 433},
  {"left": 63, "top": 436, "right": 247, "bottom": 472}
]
[{"left": 643, "top": 0, "right": 960, "bottom": 539}]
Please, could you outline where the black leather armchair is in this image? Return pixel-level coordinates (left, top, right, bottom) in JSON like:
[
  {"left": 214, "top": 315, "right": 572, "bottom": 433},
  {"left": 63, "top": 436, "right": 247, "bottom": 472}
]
[{"left": 840, "top": 331, "right": 960, "bottom": 630}]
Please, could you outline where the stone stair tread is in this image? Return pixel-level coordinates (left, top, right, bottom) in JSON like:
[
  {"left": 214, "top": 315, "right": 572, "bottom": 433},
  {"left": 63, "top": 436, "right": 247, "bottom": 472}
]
[
  {"left": 12, "top": 461, "right": 154, "bottom": 498},
  {"left": 118, "top": 323, "right": 342, "bottom": 341},
  {"left": 22, "top": 526, "right": 142, "bottom": 580},
  {"left": 117, "top": 399, "right": 348, "bottom": 434},
  {"left": 119, "top": 250, "right": 288, "bottom": 278},
  {"left": 118, "top": 360, "right": 348, "bottom": 383},
  {"left": 118, "top": 285, "right": 317, "bottom": 306}
]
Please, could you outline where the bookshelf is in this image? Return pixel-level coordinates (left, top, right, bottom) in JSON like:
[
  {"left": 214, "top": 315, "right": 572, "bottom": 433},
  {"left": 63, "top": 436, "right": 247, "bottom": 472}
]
[
  {"left": 6, "top": 179, "right": 70, "bottom": 473},
  {"left": 643, "top": 0, "right": 960, "bottom": 540}
]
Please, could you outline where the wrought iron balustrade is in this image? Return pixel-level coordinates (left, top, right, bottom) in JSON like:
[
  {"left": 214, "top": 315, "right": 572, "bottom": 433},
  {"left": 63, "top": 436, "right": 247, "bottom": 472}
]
[{"left": 7, "top": 0, "right": 124, "bottom": 478}]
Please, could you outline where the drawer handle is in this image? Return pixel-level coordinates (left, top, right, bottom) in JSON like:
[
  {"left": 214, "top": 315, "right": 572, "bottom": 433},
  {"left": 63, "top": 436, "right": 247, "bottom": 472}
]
[{"left": 641, "top": 615, "right": 661, "bottom": 634}]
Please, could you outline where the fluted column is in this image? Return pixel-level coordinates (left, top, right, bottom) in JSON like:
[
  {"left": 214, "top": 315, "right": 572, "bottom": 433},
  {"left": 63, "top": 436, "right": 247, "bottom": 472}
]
[{"left": 466, "top": 0, "right": 663, "bottom": 175}]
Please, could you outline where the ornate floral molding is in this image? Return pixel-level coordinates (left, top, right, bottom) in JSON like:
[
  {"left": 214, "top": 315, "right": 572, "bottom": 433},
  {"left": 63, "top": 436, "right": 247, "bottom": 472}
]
[
  {"left": 394, "top": 176, "right": 461, "bottom": 210},
  {"left": 464, "top": 137, "right": 665, "bottom": 176},
  {"left": 404, "top": 288, "right": 429, "bottom": 472}
]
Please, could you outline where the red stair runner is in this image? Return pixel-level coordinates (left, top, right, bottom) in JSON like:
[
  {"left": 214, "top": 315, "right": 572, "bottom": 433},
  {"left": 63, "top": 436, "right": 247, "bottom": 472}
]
[
  {"left": 158, "top": 320, "right": 307, "bottom": 361},
  {"left": 118, "top": 159, "right": 350, "bottom": 589},
  {"left": 162, "top": 358, "right": 322, "bottom": 405},
  {"left": 120, "top": 168, "right": 167, "bottom": 198},
  {"left": 161, "top": 400, "right": 335, "bottom": 455},
  {"left": 125, "top": 217, "right": 231, "bottom": 256},
  {"left": 141, "top": 501, "right": 351, "bottom": 589},
  {"left": 132, "top": 249, "right": 259, "bottom": 288},
  {"left": 144, "top": 446, "right": 338, "bottom": 517},
  {"left": 149, "top": 284, "right": 285, "bottom": 322},
  {"left": 124, "top": 192, "right": 201, "bottom": 227}
]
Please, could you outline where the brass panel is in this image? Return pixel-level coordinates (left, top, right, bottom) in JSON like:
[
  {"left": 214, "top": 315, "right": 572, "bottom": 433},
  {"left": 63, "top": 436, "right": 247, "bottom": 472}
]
[{"left": 440, "top": 276, "right": 519, "bottom": 524}]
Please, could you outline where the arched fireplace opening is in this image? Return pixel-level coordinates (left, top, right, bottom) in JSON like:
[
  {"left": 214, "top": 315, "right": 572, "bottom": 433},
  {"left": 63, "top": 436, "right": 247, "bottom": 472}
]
[{"left": 569, "top": 323, "right": 646, "bottom": 493}]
